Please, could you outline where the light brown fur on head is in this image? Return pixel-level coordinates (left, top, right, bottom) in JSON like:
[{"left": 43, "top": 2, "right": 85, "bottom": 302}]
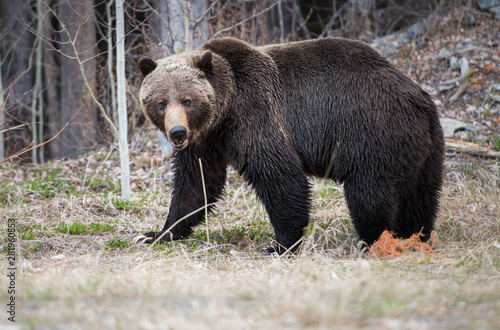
[{"left": 139, "top": 51, "right": 217, "bottom": 150}]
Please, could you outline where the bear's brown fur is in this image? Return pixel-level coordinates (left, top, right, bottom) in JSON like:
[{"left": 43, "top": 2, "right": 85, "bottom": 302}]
[{"left": 135, "top": 37, "right": 444, "bottom": 254}]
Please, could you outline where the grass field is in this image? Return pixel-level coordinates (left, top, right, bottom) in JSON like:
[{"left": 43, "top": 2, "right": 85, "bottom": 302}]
[{"left": 1, "top": 145, "right": 499, "bottom": 329}]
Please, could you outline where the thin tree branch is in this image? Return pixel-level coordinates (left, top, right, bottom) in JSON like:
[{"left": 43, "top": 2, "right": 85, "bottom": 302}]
[
  {"left": 211, "top": 2, "right": 279, "bottom": 39},
  {"left": 194, "top": 0, "right": 220, "bottom": 25},
  {"left": 0, "top": 109, "right": 80, "bottom": 164}
]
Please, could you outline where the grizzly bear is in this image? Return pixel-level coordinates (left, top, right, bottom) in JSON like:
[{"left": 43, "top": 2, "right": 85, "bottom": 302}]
[{"left": 134, "top": 37, "right": 444, "bottom": 254}]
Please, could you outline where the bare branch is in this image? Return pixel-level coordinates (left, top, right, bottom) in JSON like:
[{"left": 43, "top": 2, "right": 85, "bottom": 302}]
[
  {"left": 0, "top": 110, "right": 80, "bottom": 164},
  {"left": 211, "top": 2, "right": 280, "bottom": 39},
  {"left": 194, "top": 0, "right": 220, "bottom": 25}
]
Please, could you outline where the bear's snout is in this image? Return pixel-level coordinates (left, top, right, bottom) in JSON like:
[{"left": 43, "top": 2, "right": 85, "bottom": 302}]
[{"left": 169, "top": 125, "right": 188, "bottom": 150}]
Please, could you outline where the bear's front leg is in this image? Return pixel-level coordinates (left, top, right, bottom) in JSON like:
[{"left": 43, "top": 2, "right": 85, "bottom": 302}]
[
  {"left": 243, "top": 156, "right": 311, "bottom": 254},
  {"left": 134, "top": 144, "right": 228, "bottom": 244}
]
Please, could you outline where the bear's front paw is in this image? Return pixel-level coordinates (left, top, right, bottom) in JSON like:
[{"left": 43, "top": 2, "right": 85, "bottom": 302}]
[
  {"left": 267, "top": 244, "right": 299, "bottom": 255},
  {"left": 133, "top": 231, "right": 174, "bottom": 245}
]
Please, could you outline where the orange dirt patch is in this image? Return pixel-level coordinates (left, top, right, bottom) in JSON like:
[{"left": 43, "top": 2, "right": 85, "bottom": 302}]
[{"left": 366, "top": 230, "right": 437, "bottom": 259}]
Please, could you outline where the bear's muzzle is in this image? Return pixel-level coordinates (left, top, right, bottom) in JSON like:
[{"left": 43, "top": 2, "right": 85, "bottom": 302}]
[{"left": 169, "top": 125, "right": 188, "bottom": 150}]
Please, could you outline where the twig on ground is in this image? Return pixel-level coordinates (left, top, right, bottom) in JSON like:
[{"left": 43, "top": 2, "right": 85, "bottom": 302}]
[
  {"left": 199, "top": 158, "right": 209, "bottom": 244},
  {"left": 148, "top": 202, "right": 217, "bottom": 246}
]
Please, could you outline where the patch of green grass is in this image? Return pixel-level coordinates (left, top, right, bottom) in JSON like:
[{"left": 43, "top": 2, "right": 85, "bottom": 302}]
[
  {"left": 318, "top": 186, "right": 343, "bottom": 199},
  {"left": 158, "top": 222, "right": 274, "bottom": 253},
  {"left": 491, "top": 138, "right": 500, "bottom": 152},
  {"left": 458, "top": 160, "right": 478, "bottom": 178},
  {"left": 25, "top": 167, "right": 78, "bottom": 198},
  {"left": 111, "top": 197, "right": 143, "bottom": 210},
  {"left": 19, "top": 227, "right": 37, "bottom": 240},
  {"left": 54, "top": 222, "right": 115, "bottom": 235},
  {"left": 0, "top": 182, "right": 25, "bottom": 207},
  {"left": 88, "top": 177, "right": 118, "bottom": 192},
  {"left": 26, "top": 242, "right": 44, "bottom": 253},
  {"left": 105, "top": 238, "right": 131, "bottom": 250},
  {"left": 305, "top": 217, "right": 351, "bottom": 234},
  {"left": 191, "top": 227, "right": 245, "bottom": 245}
]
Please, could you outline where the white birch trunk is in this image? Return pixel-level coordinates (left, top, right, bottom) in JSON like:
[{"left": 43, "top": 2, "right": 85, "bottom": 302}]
[{"left": 116, "top": 0, "right": 131, "bottom": 201}]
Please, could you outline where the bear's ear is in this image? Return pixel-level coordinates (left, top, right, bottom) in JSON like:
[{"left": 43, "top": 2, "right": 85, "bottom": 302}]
[
  {"left": 139, "top": 57, "right": 157, "bottom": 77},
  {"left": 194, "top": 51, "right": 213, "bottom": 74}
]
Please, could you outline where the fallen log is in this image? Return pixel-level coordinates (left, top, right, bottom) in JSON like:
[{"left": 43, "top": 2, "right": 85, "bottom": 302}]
[{"left": 445, "top": 138, "right": 500, "bottom": 159}]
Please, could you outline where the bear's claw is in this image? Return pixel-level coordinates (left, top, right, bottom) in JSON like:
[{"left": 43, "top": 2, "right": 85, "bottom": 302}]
[{"left": 133, "top": 234, "right": 153, "bottom": 244}]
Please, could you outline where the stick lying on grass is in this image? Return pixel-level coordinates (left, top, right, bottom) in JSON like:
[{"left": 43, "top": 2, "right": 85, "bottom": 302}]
[
  {"left": 445, "top": 138, "right": 500, "bottom": 159},
  {"left": 133, "top": 202, "right": 218, "bottom": 246}
]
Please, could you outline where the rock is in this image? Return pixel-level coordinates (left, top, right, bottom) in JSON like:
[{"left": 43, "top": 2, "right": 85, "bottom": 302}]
[
  {"left": 463, "top": 13, "right": 477, "bottom": 26},
  {"left": 437, "top": 48, "right": 451, "bottom": 59},
  {"left": 407, "top": 22, "right": 425, "bottom": 39},
  {"left": 459, "top": 57, "right": 470, "bottom": 78},
  {"left": 477, "top": 0, "right": 500, "bottom": 15},
  {"left": 465, "top": 124, "right": 480, "bottom": 131},
  {"left": 450, "top": 56, "right": 460, "bottom": 70},
  {"left": 439, "top": 118, "right": 467, "bottom": 137},
  {"left": 465, "top": 104, "right": 478, "bottom": 113}
]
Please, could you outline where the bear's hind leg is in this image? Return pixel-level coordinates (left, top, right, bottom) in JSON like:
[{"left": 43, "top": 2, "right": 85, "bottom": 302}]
[
  {"left": 395, "top": 160, "right": 442, "bottom": 241},
  {"left": 243, "top": 159, "right": 311, "bottom": 254},
  {"left": 343, "top": 179, "right": 399, "bottom": 246}
]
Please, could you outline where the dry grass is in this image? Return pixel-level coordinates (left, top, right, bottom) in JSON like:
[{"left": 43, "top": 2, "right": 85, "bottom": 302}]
[{"left": 1, "top": 141, "right": 499, "bottom": 329}]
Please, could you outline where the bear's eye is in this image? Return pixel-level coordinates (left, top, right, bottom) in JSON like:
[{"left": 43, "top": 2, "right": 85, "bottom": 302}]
[
  {"left": 158, "top": 102, "right": 167, "bottom": 111},
  {"left": 181, "top": 99, "right": 192, "bottom": 107}
]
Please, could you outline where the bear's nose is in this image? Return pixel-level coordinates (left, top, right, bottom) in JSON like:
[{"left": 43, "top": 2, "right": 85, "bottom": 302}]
[{"left": 169, "top": 125, "right": 187, "bottom": 142}]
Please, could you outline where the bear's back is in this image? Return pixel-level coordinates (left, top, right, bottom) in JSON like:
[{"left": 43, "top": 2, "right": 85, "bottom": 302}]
[{"left": 259, "top": 38, "right": 438, "bottom": 180}]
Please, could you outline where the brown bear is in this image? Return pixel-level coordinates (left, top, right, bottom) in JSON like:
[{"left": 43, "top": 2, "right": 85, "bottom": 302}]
[{"left": 134, "top": 37, "right": 444, "bottom": 254}]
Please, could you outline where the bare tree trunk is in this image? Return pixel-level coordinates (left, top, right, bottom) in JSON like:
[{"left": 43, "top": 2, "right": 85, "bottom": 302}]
[
  {"left": 107, "top": 0, "right": 117, "bottom": 142},
  {"left": 31, "top": 0, "right": 43, "bottom": 164},
  {"left": 58, "top": 0, "right": 98, "bottom": 158},
  {"left": 0, "top": 0, "right": 34, "bottom": 159},
  {"left": 116, "top": 0, "right": 131, "bottom": 201},
  {"left": 43, "top": 8, "right": 62, "bottom": 159},
  {"left": 278, "top": 0, "right": 285, "bottom": 43}
]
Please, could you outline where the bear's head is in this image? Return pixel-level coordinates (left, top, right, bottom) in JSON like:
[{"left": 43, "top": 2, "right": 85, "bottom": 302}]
[{"left": 138, "top": 51, "right": 218, "bottom": 151}]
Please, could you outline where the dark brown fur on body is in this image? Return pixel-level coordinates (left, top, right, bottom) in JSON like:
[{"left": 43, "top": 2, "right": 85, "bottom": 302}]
[{"left": 137, "top": 37, "right": 444, "bottom": 253}]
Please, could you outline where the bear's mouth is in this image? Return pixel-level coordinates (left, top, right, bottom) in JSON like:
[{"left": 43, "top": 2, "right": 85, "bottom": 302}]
[{"left": 170, "top": 139, "right": 188, "bottom": 150}]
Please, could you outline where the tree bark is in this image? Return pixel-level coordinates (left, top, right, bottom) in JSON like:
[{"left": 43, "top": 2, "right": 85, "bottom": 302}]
[
  {"left": 0, "top": 0, "right": 34, "bottom": 159},
  {"left": 58, "top": 0, "right": 98, "bottom": 158},
  {"left": 31, "top": 0, "right": 44, "bottom": 164},
  {"left": 43, "top": 6, "right": 62, "bottom": 159}
]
